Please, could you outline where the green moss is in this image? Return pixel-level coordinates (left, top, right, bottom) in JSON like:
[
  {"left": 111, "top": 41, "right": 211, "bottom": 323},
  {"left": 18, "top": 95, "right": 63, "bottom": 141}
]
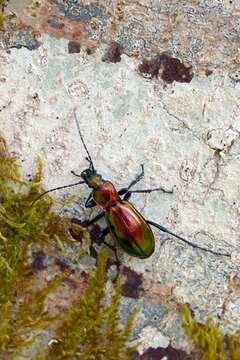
[
  {"left": 181, "top": 304, "right": 240, "bottom": 360},
  {"left": 0, "top": 135, "right": 137, "bottom": 359},
  {"left": 0, "top": 0, "right": 5, "bottom": 28},
  {"left": 0, "top": 135, "right": 88, "bottom": 357},
  {"left": 48, "top": 249, "right": 137, "bottom": 360}
]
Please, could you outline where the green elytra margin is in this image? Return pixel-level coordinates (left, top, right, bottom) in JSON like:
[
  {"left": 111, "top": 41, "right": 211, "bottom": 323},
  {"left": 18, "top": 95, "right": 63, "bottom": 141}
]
[
  {"left": 181, "top": 304, "right": 240, "bottom": 360},
  {"left": 0, "top": 135, "right": 137, "bottom": 359}
]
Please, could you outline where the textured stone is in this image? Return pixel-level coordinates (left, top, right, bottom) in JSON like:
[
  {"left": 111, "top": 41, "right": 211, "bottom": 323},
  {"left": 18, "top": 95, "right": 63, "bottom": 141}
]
[{"left": 1, "top": 0, "right": 240, "bottom": 354}]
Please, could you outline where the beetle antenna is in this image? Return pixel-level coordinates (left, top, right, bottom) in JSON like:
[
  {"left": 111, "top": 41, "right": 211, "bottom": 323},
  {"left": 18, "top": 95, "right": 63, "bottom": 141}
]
[
  {"left": 73, "top": 109, "right": 95, "bottom": 172},
  {"left": 31, "top": 180, "right": 85, "bottom": 206}
]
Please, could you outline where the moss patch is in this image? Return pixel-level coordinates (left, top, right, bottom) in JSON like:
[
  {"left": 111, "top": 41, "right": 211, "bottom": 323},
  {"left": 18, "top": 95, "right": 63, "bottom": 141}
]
[
  {"left": 0, "top": 0, "right": 5, "bottom": 29},
  {"left": 0, "top": 135, "right": 136, "bottom": 359},
  {"left": 49, "top": 249, "right": 137, "bottom": 360},
  {"left": 181, "top": 304, "right": 240, "bottom": 360}
]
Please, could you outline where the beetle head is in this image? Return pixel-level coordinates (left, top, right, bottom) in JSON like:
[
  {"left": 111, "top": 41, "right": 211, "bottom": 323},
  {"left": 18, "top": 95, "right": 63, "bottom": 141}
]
[
  {"left": 81, "top": 168, "right": 95, "bottom": 181},
  {"left": 81, "top": 167, "right": 103, "bottom": 189}
]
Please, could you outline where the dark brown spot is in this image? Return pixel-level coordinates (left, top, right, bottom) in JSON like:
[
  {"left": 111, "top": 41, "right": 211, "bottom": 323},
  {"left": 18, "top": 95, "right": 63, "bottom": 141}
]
[
  {"left": 205, "top": 69, "right": 213, "bottom": 77},
  {"left": 54, "top": 258, "right": 69, "bottom": 271},
  {"left": 70, "top": 218, "right": 85, "bottom": 243},
  {"left": 47, "top": 16, "right": 65, "bottom": 29},
  {"left": 69, "top": 227, "right": 83, "bottom": 243},
  {"left": 64, "top": 277, "right": 78, "bottom": 289},
  {"left": 138, "top": 58, "right": 160, "bottom": 78},
  {"left": 89, "top": 224, "right": 102, "bottom": 245},
  {"left": 31, "top": 251, "right": 46, "bottom": 272},
  {"left": 68, "top": 41, "right": 81, "bottom": 53},
  {"left": 102, "top": 41, "right": 123, "bottom": 63},
  {"left": 81, "top": 271, "right": 88, "bottom": 281},
  {"left": 89, "top": 245, "right": 98, "bottom": 259},
  {"left": 132, "top": 346, "right": 195, "bottom": 360},
  {"left": 86, "top": 48, "right": 95, "bottom": 55},
  {"left": 121, "top": 266, "right": 143, "bottom": 299},
  {"left": 139, "top": 53, "right": 193, "bottom": 84},
  {"left": 71, "top": 217, "right": 83, "bottom": 226}
]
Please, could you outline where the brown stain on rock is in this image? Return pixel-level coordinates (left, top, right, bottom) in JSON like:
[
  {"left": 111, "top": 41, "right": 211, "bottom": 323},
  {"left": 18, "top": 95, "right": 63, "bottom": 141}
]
[
  {"left": 54, "top": 257, "right": 69, "bottom": 271},
  {"left": 31, "top": 250, "right": 47, "bottom": 272},
  {"left": 102, "top": 41, "right": 123, "bottom": 63},
  {"left": 205, "top": 69, "right": 213, "bottom": 77},
  {"left": 121, "top": 266, "right": 143, "bottom": 299},
  {"left": 132, "top": 346, "right": 196, "bottom": 360},
  {"left": 44, "top": 271, "right": 89, "bottom": 315},
  {"left": 139, "top": 53, "right": 193, "bottom": 84},
  {"left": 144, "top": 279, "right": 175, "bottom": 305},
  {"left": 37, "top": 2, "right": 97, "bottom": 51},
  {"left": 68, "top": 40, "right": 81, "bottom": 53},
  {"left": 69, "top": 218, "right": 88, "bottom": 243}
]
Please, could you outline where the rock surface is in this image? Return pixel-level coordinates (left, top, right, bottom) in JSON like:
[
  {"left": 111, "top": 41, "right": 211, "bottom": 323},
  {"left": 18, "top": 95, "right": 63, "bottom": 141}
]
[{"left": 0, "top": 0, "right": 240, "bottom": 357}]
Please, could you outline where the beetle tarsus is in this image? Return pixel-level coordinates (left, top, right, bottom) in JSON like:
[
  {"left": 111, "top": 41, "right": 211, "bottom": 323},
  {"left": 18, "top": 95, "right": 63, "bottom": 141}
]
[{"left": 126, "top": 164, "right": 145, "bottom": 191}]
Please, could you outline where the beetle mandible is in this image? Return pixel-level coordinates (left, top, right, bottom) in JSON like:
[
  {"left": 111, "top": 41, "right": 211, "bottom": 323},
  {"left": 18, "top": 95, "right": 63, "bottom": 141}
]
[{"left": 36, "top": 110, "right": 231, "bottom": 267}]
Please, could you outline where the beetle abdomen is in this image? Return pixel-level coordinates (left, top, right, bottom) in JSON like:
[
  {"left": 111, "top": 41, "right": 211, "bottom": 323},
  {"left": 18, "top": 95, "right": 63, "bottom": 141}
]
[{"left": 105, "top": 201, "right": 155, "bottom": 258}]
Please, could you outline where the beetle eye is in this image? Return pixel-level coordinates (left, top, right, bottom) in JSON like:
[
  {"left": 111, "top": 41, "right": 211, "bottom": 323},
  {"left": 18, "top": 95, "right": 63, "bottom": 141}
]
[{"left": 81, "top": 168, "right": 92, "bottom": 180}]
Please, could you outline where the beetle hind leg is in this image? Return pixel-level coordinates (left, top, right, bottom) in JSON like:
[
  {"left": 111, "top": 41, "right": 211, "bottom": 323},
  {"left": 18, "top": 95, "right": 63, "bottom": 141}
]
[
  {"left": 91, "top": 227, "right": 121, "bottom": 274},
  {"left": 101, "top": 238, "right": 120, "bottom": 273},
  {"left": 147, "top": 220, "right": 230, "bottom": 257}
]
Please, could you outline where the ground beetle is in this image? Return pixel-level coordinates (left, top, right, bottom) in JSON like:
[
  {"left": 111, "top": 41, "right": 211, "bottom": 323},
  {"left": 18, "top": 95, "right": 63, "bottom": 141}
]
[{"left": 36, "top": 110, "right": 230, "bottom": 267}]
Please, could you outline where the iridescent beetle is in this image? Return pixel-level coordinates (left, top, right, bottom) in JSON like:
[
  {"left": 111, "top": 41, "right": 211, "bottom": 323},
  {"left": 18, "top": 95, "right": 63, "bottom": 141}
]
[{"left": 36, "top": 110, "right": 230, "bottom": 266}]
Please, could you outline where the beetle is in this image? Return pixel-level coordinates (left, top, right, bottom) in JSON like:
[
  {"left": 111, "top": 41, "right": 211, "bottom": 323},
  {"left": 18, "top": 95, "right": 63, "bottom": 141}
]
[{"left": 36, "top": 110, "right": 230, "bottom": 267}]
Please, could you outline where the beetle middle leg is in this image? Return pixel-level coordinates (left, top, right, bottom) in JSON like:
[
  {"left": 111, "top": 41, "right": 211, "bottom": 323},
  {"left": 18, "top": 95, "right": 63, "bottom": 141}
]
[{"left": 122, "top": 186, "right": 173, "bottom": 201}]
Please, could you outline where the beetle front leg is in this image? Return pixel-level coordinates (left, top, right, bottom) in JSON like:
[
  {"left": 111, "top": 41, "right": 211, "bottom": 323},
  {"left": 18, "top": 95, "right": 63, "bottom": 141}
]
[
  {"left": 126, "top": 163, "right": 145, "bottom": 190},
  {"left": 118, "top": 164, "right": 145, "bottom": 197},
  {"left": 85, "top": 193, "right": 97, "bottom": 208},
  {"left": 71, "top": 170, "right": 82, "bottom": 177}
]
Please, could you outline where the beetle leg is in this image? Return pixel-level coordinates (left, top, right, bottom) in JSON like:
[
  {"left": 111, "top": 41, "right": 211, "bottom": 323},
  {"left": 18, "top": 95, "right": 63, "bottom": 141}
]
[
  {"left": 71, "top": 170, "right": 82, "bottom": 177},
  {"left": 147, "top": 220, "right": 231, "bottom": 257},
  {"left": 94, "top": 227, "right": 121, "bottom": 272},
  {"left": 123, "top": 187, "right": 173, "bottom": 201},
  {"left": 84, "top": 211, "right": 105, "bottom": 226},
  {"left": 118, "top": 164, "right": 145, "bottom": 196},
  {"left": 85, "top": 193, "right": 97, "bottom": 208},
  {"left": 118, "top": 187, "right": 128, "bottom": 196},
  {"left": 127, "top": 163, "right": 145, "bottom": 190}
]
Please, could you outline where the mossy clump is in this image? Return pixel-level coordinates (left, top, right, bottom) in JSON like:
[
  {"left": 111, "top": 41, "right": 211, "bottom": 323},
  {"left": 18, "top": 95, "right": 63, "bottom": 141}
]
[
  {"left": 48, "top": 249, "right": 137, "bottom": 360},
  {"left": 0, "top": 135, "right": 88, "bottom": 357},
  {"left": 0, "top": 135, "right": 137, "bottom": 359},
  {"left": 181, "top": 304, "right": 240, "bottom": 360},
  {"left": 0, "top": 0, "right": 5, "bottom": 28}
]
